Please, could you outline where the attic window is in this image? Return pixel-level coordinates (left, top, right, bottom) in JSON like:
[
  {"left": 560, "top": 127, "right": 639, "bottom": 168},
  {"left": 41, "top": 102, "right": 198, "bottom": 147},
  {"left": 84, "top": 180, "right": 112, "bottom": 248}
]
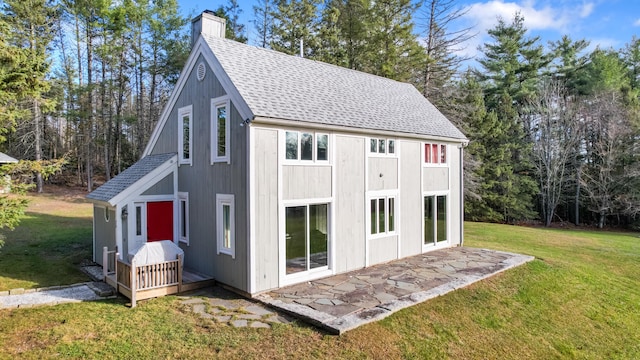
[{"left": 197, "top": 62, "right": 206, "bottom": 81}]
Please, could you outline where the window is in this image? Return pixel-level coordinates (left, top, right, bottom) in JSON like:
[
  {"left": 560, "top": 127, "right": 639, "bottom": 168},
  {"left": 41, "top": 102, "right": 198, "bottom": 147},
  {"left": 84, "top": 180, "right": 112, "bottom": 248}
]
[
  {"left": 424, "top": 195, "right": 447, "bottom": 245},
  {"left": 216, "top": 194, "right": 235, "bottom": 258},
  {"left": 425, "top": 143, "right": 447, "bottom": 164},
  {"left": 178, "top": 105, "right": 192, "bottom": 165},
  {"left": 135, "top": 205, "right": 143, "bottom": 236},
  {"left": 285, "top": 203, "right": 329, "bottom": 274},
  {"left": 285, "top": 131, "right": 329, "bottom": 162},
  {"left": 370, "top": 196, "right": 396, "bottom": 235},
  {"left": 212, "top": 98, "right": 230, "bottom": 164},
  {"left": 369, "top": 138, "right": 396, "bottom": 155},
  {"left": 178, "top": 192, "right": 189, "bottom": 245}
]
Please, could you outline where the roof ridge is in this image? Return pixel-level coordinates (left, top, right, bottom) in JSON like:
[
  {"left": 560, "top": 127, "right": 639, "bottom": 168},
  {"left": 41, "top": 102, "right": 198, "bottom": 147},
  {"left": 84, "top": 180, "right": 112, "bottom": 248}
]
[{"left": 202, "top": 34, "right": 411, "bottom": 87}]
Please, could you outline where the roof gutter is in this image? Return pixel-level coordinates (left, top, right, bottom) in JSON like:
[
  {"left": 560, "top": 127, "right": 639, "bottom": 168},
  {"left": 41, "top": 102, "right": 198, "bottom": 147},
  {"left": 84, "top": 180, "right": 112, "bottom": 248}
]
[{"left": 251, "top": 116, "right": 469, "bottom": 144}]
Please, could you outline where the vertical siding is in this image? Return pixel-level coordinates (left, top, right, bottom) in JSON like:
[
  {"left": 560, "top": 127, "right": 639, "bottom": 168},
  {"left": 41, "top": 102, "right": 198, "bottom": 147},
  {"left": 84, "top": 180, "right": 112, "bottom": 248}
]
[
  {"left": 368, "top": 157, "right": 398, "bottom": 191},
  {"left": 93, "top": 206, "right": 116, "bottom": 265},
  {"left": 150, "top": 52, "right": 247, "bottom": 291},
  {"left": 368, "top": 236, "right": 398, "bottom": 265},
  {"left": 150, "top": 54, "right": 227, "bottom": 156},
  {"left": 423, "top": 167, "right": 449, "bottom": 191},
  {"left": 399, "top": 140, "right": 422, "bottom": 257},
  {"left": 334, "top": 135, "right": 365, "bottom": 273},
  {"left": 252, "top": 128, "right": 279, "bottom": 292},
  {"left": 448, "top": 145, "right": 462, "bottom": 245},
  {"left": 282, "top": 165, "right": 332, "bottom": 200},
  {"left": 141, "top": 174, "right": 174, "bottom": 195},
  {"left": 178, "top": 102, "right": 248, "bottom": 290}
]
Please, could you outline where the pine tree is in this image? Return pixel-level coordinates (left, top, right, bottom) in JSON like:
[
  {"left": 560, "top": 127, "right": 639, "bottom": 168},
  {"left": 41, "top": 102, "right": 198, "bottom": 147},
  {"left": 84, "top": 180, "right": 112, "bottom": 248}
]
[
  {"left": 1, "top": 0, "right": 57, "bottom": 193},
  {"left": 366, "top": 0, "right": 424, "bottom": 82},
  {"left": 270, "top": 0, "right": 321, "bottom": 57},
  {"left": 252, "top": 0, "right": 274, "bottom": 48}
]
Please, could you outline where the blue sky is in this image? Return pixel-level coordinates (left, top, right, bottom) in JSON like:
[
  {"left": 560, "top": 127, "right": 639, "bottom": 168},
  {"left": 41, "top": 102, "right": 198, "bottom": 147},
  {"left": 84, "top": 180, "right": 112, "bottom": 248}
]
[{"left": 178, "top": 0, "right": 640, "bottom": 59}]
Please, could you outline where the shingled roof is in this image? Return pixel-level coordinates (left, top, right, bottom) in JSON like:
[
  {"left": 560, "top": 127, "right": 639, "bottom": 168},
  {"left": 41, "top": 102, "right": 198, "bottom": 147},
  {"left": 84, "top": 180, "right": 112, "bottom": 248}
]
[
  {"left": 203, "top": 35, "right": 466, "bottom": 140},
  {"left": 87, "top": 153, "right": 176, "bottom": 204},
  {"left": 0, "top": 152, "right": 18, "bottom": 164}
]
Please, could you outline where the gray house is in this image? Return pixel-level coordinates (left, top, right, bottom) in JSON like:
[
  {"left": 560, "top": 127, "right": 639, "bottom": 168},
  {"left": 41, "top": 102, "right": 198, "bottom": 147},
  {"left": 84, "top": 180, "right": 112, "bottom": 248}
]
[{"left": 87, "top": 12, "right": 467, "bottom": 297}]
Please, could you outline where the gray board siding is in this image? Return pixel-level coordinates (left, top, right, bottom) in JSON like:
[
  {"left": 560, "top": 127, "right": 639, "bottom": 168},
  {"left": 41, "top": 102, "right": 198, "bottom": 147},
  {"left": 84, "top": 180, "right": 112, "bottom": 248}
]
[
  {"left": 448, "top": 146, "right": 462, "bottom": 245},
  {"left": 423, "top": 167, "right": 449, "bottom": 192},
  {"left": 282, "top": 165, "right": 331, "bottom": 200},
  {"left": 150, "top": 54, "right": 248, "bottom": 291},
  {"left": 142, "top": 173, "right": 173, "bottom": 196},
  {"left": 93, "top": 206, "right": 116, "bottom": 265},
  {"left": 151, "top": 53, "right": 227, "bottom": 155},
  {"left": 369, "top": 235, "right": 398, "bottom": 265},
  {"left": 368, "top": 157, "right": 398, "bottom": 191},
  {"left": 334, "top": 135, "right": 366, "bottom": 273},
  {"left": 252, "top": 128, "right": 279, "bottom": 292},
  {"left": 399, "top": 140, "right": 423, "bottom": 258}
]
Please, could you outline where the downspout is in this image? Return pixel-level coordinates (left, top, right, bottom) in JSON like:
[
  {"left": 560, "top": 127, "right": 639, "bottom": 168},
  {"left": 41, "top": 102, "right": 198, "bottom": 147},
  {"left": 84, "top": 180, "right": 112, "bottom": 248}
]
[{"left": 459, "top": 142, "right": 467, "bottom": 247}]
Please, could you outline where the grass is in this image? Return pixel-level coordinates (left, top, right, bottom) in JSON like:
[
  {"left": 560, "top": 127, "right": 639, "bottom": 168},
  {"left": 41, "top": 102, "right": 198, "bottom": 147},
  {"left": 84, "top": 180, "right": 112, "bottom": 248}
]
[
  {"left": 1, "top": 193, "right": 639, "bottom": 359},
  {"left": 0, "top": 190, "right": 92, "bottom": 291}
]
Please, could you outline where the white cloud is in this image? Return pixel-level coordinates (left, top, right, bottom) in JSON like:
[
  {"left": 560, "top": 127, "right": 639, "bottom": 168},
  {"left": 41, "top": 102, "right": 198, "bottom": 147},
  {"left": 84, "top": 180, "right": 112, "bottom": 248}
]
[
  {"left": 455, "top": 1, "right": 600, "bottom": 60},
  {"left": 634, "top": 18, "right": 640, "bottom": 27},
  {"left": 580, "top": 3, "right": 594, "bottom": 18}
]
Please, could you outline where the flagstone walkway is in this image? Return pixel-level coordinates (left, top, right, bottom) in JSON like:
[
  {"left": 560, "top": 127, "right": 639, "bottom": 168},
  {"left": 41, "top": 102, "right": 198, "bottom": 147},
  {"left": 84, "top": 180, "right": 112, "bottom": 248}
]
[{"left": 256, "top": 247, "right": 534, "bottom": 334}]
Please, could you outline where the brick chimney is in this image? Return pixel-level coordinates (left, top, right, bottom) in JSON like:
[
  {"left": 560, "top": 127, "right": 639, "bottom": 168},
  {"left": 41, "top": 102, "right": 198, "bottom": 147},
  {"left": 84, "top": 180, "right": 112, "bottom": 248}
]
[{"left": 191, "top": 10, "right": 226, "bottom": 47}]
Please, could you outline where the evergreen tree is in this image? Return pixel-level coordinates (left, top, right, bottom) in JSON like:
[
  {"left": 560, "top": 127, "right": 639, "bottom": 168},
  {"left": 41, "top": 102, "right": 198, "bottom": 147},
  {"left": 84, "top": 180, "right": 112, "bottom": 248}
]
[
  {"left": 415, "top": 0, "right": 473, "bottom": 102},
  {"left": 366, "top": 0, "right": 424, "bottom": 82},
  {"left": 213, "top": 0, "right": 248, "bottom": 43},
  {"left": 1, "top": 0, "right": 58, "bottom": 193},
  {"left": 548, "top": 35, "right": 590, "bottom": 96},
  {"left": 270, "top": 0, "right": 321, "bottom": 57},
  {"left": 315, "top": 0, "right": 346, "bottom": 65},
  {"left": 252, "top": 0, "right": 274, "bottom": 48},
  {"left": 476, "top": 13, "right": 550, "bottom": 110}
]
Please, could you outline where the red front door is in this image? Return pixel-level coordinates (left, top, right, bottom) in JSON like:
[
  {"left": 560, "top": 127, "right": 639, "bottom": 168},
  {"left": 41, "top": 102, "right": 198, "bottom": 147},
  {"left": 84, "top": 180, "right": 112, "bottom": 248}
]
[{"left": 146, "top": 201, "right": 173, "bottom": 242}]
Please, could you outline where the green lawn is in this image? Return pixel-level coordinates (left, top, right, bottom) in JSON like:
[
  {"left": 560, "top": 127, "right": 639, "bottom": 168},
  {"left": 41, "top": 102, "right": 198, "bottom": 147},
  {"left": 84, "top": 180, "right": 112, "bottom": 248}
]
[
  {"left": 1, "top": 194, "right": 639, "bottom": 359},
  {"left": 0, "top": 192, "right": 92, "bottom": 291}
]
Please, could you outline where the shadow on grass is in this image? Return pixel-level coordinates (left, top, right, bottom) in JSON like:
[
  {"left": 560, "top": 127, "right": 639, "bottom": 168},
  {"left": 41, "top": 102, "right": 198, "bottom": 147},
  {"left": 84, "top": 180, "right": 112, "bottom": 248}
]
[{"left": 0, "top": 211, "right": 92, "bottom": 291}]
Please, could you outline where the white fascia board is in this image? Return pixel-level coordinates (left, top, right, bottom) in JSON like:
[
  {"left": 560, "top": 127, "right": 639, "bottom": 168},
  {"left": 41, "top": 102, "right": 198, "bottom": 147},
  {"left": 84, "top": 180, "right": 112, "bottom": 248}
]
[
  {"left": 251, "top": 116, "right": 468, "bottom": 144},
  {"left": 145, "top": 36, "right": 254, "bottom": 156},
  {"left": 108, "top": 155, "right": 178, "bottom": 207}
]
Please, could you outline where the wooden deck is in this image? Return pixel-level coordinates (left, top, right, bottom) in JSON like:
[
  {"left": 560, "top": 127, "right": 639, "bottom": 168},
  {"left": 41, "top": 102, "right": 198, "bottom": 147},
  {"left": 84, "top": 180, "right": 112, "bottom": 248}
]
[{"left": 103, "top": 247, "right": 214, "bottom": 307}]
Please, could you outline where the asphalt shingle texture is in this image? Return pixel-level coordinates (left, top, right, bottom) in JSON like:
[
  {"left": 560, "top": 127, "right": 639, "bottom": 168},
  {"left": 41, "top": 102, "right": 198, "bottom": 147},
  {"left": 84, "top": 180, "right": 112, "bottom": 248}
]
[
  {"left": 86, "top": 153, "right": 176, "bottom": 203},
  {"left": 203, "top": 35, "right": 466, "bottom": 140}
]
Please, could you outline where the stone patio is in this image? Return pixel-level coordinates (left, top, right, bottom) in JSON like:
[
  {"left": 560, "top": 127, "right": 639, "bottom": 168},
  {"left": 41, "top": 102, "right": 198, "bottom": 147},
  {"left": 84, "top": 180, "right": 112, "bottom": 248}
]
[
  {"left": 178, "top": 287, "right": 294, "bottom": 329},
  {"left": 255, "top": 247, "right": 534, "bottom": 334}
]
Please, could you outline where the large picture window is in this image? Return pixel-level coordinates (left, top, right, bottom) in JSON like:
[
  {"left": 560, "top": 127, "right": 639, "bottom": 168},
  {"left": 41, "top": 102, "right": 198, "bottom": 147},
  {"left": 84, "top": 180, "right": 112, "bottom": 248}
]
[
  {"left": 424, "top": 195, "right": 447, "bottom": 245},
  {"left": 216, "top": 194, "right": 235, "bottom": 257},
  {"left": 212, "top": 98, "right": 230, "bottom": 164},
  {"left": 178, "top": 105, "right": 192, "bottom": 165},
  {"left": 285, "top": 204, "right": 329, "bottom": 275},
  {"left": 285, "top": 131, "right": 329, "bottom": 162}
]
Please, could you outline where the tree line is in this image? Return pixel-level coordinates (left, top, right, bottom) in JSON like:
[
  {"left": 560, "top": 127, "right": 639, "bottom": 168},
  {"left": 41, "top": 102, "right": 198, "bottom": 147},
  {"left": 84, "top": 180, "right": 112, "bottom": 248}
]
[{"left": 1, "top": 0, "right": 639, "bottom": 229}]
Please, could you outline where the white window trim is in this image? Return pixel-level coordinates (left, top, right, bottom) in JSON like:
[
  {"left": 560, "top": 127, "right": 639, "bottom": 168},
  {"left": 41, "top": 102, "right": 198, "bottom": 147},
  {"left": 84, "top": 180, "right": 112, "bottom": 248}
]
[
  {"left": 178, "top": 192, "right": 189, "bottom": 245},
  {"left": 368, "top": 137, "right": 398, "bottom": 157},
  {"left": 216, "top": 193, "right": 235, "bottom": 258},
  {"left": 211, "top": 97, "right": 231, "bottom": 164},
  {"left": 283, "top": 130, "right": 331, "bottom": 164},
  {"left": 423, "top": 142, "right": 448, "bottom": 167},
  {"left": 367, "top": 192, "right": 398, "bottom": 239},
  {"left": 178, "top": 105, "right": 193, "bottom": 165},
  {"left": 422, "top": 191, "right": 450, "bottom": 249},
  {"left": 280, "top": 200, "right": 332, "bottom": 284}
]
